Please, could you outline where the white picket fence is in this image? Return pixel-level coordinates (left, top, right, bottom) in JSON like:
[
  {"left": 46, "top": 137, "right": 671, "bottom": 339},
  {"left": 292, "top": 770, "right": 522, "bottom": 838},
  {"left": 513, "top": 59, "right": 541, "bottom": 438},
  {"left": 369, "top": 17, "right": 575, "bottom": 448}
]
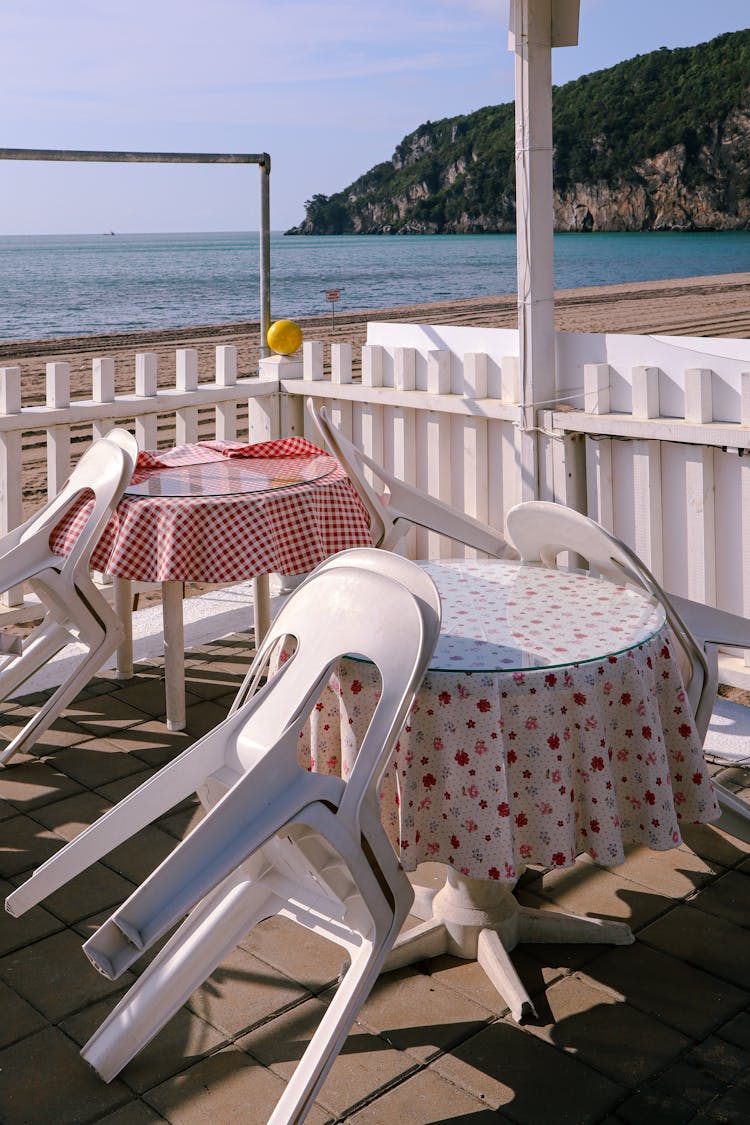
[
  {"left": 0, "top": 345, "right": 280, "bottom": 618},
  {"left": 2, "top": 321, "right": 750, "bottom": 682}
]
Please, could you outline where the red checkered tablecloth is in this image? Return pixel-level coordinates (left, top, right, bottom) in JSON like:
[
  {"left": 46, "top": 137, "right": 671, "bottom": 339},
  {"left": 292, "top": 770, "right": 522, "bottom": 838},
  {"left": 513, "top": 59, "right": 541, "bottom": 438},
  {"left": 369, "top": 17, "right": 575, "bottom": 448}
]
[{"left": 50, "top": 438, "right": 374, "bottom": 583}]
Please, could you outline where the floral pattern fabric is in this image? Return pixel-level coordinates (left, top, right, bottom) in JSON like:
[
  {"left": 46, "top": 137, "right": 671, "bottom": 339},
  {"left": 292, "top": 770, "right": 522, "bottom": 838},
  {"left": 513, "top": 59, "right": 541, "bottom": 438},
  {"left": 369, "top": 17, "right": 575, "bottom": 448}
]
[{"left": 298, "top": 560, "right": 719, "bottom": 883}]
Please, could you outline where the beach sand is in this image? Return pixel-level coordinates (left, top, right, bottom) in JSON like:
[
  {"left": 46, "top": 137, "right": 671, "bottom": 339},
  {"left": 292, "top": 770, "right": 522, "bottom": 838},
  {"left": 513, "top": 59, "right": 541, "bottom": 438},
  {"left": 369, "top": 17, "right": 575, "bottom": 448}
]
[{"left": 2, "top": 272, "right": 749, "bottom": 513}]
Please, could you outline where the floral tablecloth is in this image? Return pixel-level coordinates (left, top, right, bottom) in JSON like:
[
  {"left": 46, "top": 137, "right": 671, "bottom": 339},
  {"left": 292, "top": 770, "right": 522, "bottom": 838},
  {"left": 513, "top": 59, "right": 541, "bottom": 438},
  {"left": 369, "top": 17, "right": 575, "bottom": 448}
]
[{"left": 298, "top": 559, "right": 719, "bottom": 882}]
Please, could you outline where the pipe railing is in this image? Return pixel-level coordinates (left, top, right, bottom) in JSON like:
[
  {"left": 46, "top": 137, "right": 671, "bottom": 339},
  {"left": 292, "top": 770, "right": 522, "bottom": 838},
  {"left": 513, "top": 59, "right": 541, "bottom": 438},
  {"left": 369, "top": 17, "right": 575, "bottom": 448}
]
[{"left": 0, "top": 146, "right": 272, "bottom": 357}]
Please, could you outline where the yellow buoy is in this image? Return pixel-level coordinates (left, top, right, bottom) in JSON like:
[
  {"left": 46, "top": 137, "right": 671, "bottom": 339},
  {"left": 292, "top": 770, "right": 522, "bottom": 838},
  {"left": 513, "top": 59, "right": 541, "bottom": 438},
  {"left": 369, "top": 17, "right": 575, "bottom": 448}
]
[{"left": 267, "top": 319, "right": 303, "bottom": 355}]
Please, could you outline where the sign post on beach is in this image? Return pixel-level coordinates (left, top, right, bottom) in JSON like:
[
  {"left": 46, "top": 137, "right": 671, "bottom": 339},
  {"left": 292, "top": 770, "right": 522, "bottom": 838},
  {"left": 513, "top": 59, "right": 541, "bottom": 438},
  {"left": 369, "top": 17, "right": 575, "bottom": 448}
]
[{"left": 324, "top": 288, "right": 343, "bottom": 331}]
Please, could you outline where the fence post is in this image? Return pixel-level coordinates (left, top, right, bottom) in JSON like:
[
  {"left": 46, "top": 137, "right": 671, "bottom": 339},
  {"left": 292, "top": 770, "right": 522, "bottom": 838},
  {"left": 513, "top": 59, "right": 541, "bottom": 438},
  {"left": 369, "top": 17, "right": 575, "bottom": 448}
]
[
  {"left": 0, "top": 368, "right": 23, "bottom": 606},
  {"left": 175, "top": 349, "right": 199, "bottom": 445},
  {"left": 135, "top": 353, "right": 158, "bottom": 450},
  {"left": 46, "top": 362, "right": 71, "bottom": 498},
  {"left": 215, "top": 346, "right": 238, "bottom": 442}
]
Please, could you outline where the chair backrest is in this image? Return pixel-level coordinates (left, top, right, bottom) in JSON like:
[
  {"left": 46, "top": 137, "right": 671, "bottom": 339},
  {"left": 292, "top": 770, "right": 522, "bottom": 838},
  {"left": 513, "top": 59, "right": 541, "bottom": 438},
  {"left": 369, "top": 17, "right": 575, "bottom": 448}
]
[
  {"left": 307, "top": 400, "right": 389, "bottom": 547},
  {"left": 506, "top": 500, "right": 711, "bottom": 733},
  {"left": 18, "top": 428, "right": 138, "bottom": 580},
  {"left": 227, "top": 552, "right": 441, "bottom": 837},
  {"left": 307, "top": 399, "right": 511, "bottom": 558}
]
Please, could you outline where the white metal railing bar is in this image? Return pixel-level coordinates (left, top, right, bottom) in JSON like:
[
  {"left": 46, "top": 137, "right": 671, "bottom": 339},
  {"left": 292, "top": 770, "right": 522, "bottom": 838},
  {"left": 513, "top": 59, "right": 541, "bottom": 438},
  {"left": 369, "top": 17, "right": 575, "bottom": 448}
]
[{"left": 0, "top": 146, "right": 272, "bottom": 356}]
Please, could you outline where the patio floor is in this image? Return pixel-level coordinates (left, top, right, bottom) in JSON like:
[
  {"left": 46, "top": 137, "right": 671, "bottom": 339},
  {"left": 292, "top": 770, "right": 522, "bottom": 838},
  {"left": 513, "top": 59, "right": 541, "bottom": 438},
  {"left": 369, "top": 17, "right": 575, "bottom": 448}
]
[{"left": 1, "top": 633, "right": 749, "bottom": 1125}]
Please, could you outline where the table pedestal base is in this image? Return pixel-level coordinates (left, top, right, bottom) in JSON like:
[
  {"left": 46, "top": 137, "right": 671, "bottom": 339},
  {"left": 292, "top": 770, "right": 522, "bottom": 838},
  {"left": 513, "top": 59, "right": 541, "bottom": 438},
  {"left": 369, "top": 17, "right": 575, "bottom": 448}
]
[{"left": 383, "top": 868, "right": 634, "bottom": 1023}]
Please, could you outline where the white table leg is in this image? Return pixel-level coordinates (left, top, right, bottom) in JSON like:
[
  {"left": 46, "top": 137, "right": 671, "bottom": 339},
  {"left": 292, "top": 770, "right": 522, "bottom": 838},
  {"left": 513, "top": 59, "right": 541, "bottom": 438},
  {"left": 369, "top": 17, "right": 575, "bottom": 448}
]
[
  {"left": 384, "top": 867, "right": 633, "bottom": 1023},
  {"left": 252, "top": 574, "right": 271, "bottom": 645},
  {"left": 113, "top": 578, "right": 133, "bottom": 680},
  {"left": 162, "top": 580, "right": 185, "bottom": 732}
]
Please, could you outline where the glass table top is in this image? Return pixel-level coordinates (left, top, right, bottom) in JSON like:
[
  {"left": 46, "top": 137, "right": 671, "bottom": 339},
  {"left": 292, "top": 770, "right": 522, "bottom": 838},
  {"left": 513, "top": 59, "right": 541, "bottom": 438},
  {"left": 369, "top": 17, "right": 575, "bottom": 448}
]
[
  {"left": 125, "top": 454, "right": 335, "bottom": 498},
  {"left": 414, "top": 559, "right": 665, "bottom": 674}
]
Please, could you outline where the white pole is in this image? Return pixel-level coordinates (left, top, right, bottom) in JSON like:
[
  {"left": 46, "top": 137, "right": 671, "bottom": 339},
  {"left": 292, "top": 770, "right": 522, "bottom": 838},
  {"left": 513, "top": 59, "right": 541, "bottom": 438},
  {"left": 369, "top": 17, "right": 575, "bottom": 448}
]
[{"left": 511, "top": 0, "right": 556, "bottom": 499}]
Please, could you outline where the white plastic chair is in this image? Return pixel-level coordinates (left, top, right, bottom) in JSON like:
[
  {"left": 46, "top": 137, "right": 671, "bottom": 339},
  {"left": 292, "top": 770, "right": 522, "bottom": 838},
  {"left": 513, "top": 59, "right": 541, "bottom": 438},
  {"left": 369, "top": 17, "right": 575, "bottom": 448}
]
[
  {"left": 307, "top": 399, "right": 513, "bottom": 557},
  {"left": 506, "top": 500, "right": 750, "bottom": 843},
  {"left": 7, "top": 550, "right": 441, "bottom": 1123},
  {"left": 0, "top": 428, "right": 138, "bottom": 765}
]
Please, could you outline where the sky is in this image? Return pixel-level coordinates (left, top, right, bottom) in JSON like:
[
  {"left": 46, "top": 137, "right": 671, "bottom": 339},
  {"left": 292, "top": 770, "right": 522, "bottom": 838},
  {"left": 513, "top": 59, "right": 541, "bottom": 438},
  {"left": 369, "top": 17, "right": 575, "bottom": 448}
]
[{"left": 2, "top": 1, "right": 749, "bottom": 235}]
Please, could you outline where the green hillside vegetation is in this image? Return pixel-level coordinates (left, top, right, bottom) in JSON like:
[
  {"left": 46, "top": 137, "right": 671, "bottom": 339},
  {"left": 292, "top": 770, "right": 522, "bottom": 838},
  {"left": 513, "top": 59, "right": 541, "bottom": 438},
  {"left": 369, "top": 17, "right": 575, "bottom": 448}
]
[{"left": 289, "top": 29, "right": 750, "bottom": 234}]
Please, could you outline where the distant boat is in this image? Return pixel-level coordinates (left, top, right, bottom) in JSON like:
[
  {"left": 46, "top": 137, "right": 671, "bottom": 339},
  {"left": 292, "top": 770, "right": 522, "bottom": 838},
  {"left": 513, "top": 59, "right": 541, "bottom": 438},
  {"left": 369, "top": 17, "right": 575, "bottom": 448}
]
[{"left": 103, "top": 230, "right": 115, "bottom": 236}]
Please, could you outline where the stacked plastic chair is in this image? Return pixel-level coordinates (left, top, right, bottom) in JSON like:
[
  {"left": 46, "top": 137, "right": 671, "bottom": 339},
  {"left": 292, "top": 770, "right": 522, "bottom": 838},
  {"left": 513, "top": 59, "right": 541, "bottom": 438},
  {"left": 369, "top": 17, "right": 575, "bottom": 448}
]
[
  {"left": 307, "top": 399, "right": 513, "bottom": 557},
  {"left": 506, "top": 500, "right": 750, "bottom": 843},
  {"left": 7, "top": 548, "right": 441, "bottom": 1123},
  {"left": 0, "top": 427, "right": 138, "bottom": 765}
]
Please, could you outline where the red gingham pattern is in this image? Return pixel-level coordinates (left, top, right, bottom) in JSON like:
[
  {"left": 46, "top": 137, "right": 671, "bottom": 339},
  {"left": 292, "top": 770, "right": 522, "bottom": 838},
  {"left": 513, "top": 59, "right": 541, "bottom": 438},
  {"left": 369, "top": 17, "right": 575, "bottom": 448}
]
[{"left": 51, "top": 439, "right": 373, "bottom": 583}]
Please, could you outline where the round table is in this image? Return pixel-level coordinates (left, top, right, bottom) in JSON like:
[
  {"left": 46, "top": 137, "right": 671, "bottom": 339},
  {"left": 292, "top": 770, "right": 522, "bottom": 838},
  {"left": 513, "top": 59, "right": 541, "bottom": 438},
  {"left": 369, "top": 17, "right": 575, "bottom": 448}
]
[
  {"left": 51, "top": 437, "right": 373, "bottom": 729},
  {"left": 300, "top": 558, "right": 720, "bottom": 1020}
]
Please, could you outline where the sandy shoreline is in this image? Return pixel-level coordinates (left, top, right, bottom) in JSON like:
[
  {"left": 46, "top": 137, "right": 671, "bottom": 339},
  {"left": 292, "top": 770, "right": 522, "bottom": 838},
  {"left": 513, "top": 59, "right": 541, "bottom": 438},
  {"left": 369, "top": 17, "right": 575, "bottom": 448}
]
[{"left": 4, "top": 272, "right": 750, "bottom": 512}]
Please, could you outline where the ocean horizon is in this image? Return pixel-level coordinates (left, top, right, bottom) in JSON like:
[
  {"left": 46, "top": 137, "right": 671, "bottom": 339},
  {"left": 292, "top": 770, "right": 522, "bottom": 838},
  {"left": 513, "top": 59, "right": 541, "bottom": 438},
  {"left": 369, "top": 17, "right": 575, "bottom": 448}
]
[{"left": 1, "top": 229, "right": 749, "bottom": 342}]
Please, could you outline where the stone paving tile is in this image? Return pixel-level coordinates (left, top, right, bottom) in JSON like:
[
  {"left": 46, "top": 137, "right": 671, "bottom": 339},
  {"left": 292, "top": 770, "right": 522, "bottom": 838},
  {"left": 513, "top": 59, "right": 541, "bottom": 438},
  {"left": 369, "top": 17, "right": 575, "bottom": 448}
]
[
  {"left": 62, "top": 992, "right": 227, "bottom": 1095},
  {"left": 186, "top": 943, "right": 311, "bottom": 1039},
  {"left": 355, "top": 965, "right": 496, "bottom": 1063},
  {"left": 157, "top": 797, "right": 205, "bottom": 842},
  {"left": 112, "top": 679, "right": 172, "bottom": 718},
  {"left": 183, "top": 667, "right": 246, "bottom": 701},
  {"left": 0, "top": 976, "right": 47, "bottom": 1048},
  {"left": 30, "top": 858, "right": 136, "bottom": 925},
  {"left": 685, "top": 1033, "right": 750, "bottom": 1087},
  {"left": 717, "top": 1011, "right": 750, "bottom": 1051},
  {"left": 0, "top": 758, "right": 84, "bottom": 812},
  {"left": 52, "top": 736, "right": 155, "bottom": 788},
  {"left": 99, "top": 1102, "right": 168, "bottom": 1124},
  {"left": 602, "top": 841, "right": 724, "bottom": 898},
  {"left": 100, "top": 822, "right": 183, "bottom": 885},
  {"left": 239, "top": 997, "right": 416, "bottom": 1120},
  {"left": 0, "top": 1026, "right": 132, "bottom": 1125},
  {"left": 425, "top": 951, "right": 515, "bottom": 1013},
  {"left": 182, "top": 698, "right": 232, "bottom": 740},
  {"left": 0, "top": 658, "right": 746, "bottom": 1125},
  {"left": 693, "top": 1084, "right": 750, "bottom": 1122},
  {"left": 529, "top": 857, "right": 679, "bottom": 933},
  {"left": 640, "top": 1059, "right": 729, "bottom": 1111},
  {"left": 431, "top": 1017, "right": 624, "bottom": 1122},
  {"left": 0, "top": 811, "right": 62, "bottom": 877},
  {"left": 345, "top": 1066, "right": 500, "bottom": 1124},
  {"left": 64, "top": 691, "right": 154, "bottom": 734},
  {"left": 680, "top": 820, "right": 750, "bottom": 867},
  {"left": 123, "top": 720, "right": 194, "bottom": 768},
  {"left": 0, "top": 793, "right": 18, "bottom": 821},
  {"left": 639, "top": 903, "right": 750, "bottom": 991},
  {"left": 688, "top": 867, "right": 750, "bottom": 929},
  {"left": 0, "top": 928, "right": 135, "bottom": 1021},
  {"left": 520, "top": 972, "right": 692, "bottom": 1087},
  {"left": 28, "top": 788, "right": 115, "bottom": 838},
  {"left": 144, "top": 1044, "right": 329, "bottom": 1125},
  {"left": 613, "top": 1087, "right": 695, "bottom": 1124},
  {"left": 97, "top": 767, "right": 166, "bottom": 804},
  {"left": 1, "top": 711, "right": 85, "bottom": 760},
  {"left": 238, "top": 913, "right": 349, "bottom": 994},
  {"left": 582, "top": 941, "right": 749, "bottom": 1038},
  {"left": 0, "top": 876, "right": 63, "bottom": 955}
]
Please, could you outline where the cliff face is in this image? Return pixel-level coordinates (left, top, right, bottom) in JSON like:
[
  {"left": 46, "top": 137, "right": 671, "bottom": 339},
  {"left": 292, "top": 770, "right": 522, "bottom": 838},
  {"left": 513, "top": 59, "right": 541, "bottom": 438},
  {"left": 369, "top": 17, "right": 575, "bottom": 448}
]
[{"left": 287, "top": 31, "right": 750, "bottom": 235}]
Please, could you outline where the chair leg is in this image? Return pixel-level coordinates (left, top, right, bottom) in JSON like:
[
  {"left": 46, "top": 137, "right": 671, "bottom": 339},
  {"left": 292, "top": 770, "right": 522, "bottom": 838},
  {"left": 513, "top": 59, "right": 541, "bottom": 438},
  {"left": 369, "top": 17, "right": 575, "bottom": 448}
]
[
  {"left": 82, "top": 767, "right": 321, "bottom": 980},
  {"left": 0, "top": 616, "right": 71, "bottom": 701},
  {"left": 83, "top": 870, "right": 283, "bottom": 1082},
  {"left": 268, "top": 915, "right": 399, "bottom": 1125},
  {"left": 0, "top": 630, "right": 115, "bottom": 765}
]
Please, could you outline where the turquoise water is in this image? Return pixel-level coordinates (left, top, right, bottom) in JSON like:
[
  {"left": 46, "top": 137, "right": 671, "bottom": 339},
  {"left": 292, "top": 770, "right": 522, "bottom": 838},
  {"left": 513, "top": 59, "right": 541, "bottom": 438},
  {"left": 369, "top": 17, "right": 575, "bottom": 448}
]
[{"left": 1, "top": 230, "right": 749, "bottom": 341}]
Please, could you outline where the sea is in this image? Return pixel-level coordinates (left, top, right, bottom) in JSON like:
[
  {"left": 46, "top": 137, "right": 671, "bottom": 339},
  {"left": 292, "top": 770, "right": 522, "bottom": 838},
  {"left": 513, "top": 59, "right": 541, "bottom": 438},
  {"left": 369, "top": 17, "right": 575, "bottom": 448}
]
[{"left": 1, "top": 229, "right": 750, "bottom": 342}]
